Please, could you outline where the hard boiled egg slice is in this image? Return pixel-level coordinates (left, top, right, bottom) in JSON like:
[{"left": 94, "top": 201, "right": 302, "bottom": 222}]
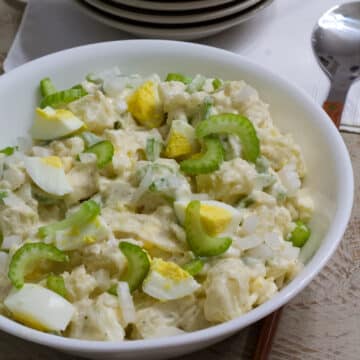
[
  {"left": 4, "top": 283, "right": 74, "bottom": 332},
  {"left": 142, "top": 258, "right": 200, "bottom": 301},
  {"left": 24, "top": 156, "right": 73, "bottom": 196},
  {"left": 163, "top": 120, "right": 197, "bottom": 159},
  {"left": 31, "top": 107, "right": 84, "bottom": 140},
  {"left": 174, "top": 200, "right": 242, "bottom": 236},
  {"left": 127, "top": 81, "right": 164, "bottom": 128}
]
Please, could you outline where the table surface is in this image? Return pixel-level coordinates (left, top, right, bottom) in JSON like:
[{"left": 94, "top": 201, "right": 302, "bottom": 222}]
[{"left": 0, "top": 1, "right": 359, "bottom": 359}]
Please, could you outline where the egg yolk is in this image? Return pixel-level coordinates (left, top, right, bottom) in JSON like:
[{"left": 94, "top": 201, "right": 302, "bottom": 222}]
[
  {"left": 164, "top": 131, "right": 192, "bottom": 158},
  {"left": 127, "top": 81, "right": 164, "bottom": 128},
  {"left": 12, "top": 311, "right": 50, "bottom": 332},
  {"left": 153, "top": 259, "right": 190, "bottom": 281},
  {"left": 41, "top": 156, "right": 63, "bottom": 168},
  {"left": 36, "top": 107, "right": 75, "bottom": 120},
  {"left": 199, "top": 204, "right": 232, "bottom": 236}
]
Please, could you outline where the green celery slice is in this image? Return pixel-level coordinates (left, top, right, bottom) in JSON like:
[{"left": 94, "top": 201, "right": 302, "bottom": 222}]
[
  {"left": 288, "top": 221, "right": 311, "bottom": 248},
  {"left": 38, "top": 200, "right": 100, "bottom": 239},
  {"left": 40, "top": 87, "right": 87, "bottom": 108},
  {"left": 81, "top": 131, "right": 103, "bottom": 148},
  {"left": 180, "top": 135, "right": 223, "bottom": 175},
  {"left": 182, "top": 258, "right": 204, "bottom": 276},
  {"left": 165, "top": 73, "right": 192, "bottom": 85},
  {"left": 119, "top": 241, "right": 150, "bottom": 292},
  {"left": 0, "top": 146, "right": 16, "bottom": 156},
  {"left": 84, "top": 140, "right": 114, "bottom": 168},
  {"left": 185, "top": 200, "right": 232, "bottom": 257},
  {"left": 46, "top": 274, "right": 67, "bottom": 298},
  {"left": 8, "top": 243, "right": 69, "bottom": 289},
  {"left": 196, "top": 113, "right": 260, "bottom": 163},
  {"left": 40, "top": 78, "right": 57, "bottom": 97}
]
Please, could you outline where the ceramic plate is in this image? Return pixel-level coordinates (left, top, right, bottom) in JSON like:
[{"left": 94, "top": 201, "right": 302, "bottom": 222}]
[
  {"left": 109, "top": 0, "right": 237, "bottom": 11},
  {"left": 75, "top": 0, "right": 274, "bottom": 40},
  {"left": 82, "top": 0, "right": 263, "bottom": 25}
]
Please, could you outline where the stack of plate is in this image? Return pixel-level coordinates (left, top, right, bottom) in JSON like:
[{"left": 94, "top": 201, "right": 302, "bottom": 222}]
[{"left": 75, "top": 0, "right": 274, "bottom": 40}]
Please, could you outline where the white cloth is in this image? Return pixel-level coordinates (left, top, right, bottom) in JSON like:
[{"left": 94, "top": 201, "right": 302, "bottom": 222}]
[{"left": 4, "top": 0, "right": 360, "bottom": 130}]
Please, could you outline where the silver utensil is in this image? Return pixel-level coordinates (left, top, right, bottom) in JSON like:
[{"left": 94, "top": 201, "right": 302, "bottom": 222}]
[{"left": 312, "top": 1, "right": 360, "bottom": 130}]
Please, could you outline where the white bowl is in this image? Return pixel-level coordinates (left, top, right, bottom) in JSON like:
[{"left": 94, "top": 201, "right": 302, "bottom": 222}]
[{"left": 0, "top": 40, "right": 353, "bottom": 359}]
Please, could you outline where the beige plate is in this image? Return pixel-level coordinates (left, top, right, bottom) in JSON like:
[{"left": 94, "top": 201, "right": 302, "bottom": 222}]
[{"left": 75, "top": 0, "right": 274, "bottom": 40}]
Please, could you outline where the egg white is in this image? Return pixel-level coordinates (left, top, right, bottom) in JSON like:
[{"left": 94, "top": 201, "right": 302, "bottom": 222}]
[
  {"left": 25, "top": 156, "right": 73, "bottom": 196},
  {"left": 4, "top": 283, "right": 74, "bottom": 331},
  {"left": 142, "top": 259, "right": 200, "bottom": 301},
  {"left": 31, "top": 107, "right": 84, "bottom": 140}
]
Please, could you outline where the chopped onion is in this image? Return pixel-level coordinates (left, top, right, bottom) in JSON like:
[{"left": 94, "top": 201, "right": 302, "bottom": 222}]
[
  {"left": 2, "top": 235, "right": 22, "bottom": 250},
  {"left": 0, "top": 252, "right": 8, "bottom": 274},
  {"left": 234, "top": 234, "right": 263, "bottom": 250},
  {"left": 264, "top": 232, "right": 282, "bottom": 250},
  {"left": 247, "top": 243, "right": 274, "bottom": 260},
  {"left": 117, "top": 281, "right": 136, "bottom": 326},
  {"left": 3, "top": 193, "right": 24, "bottom": 207},
  {"left": 242, "top": 214, "right": 258, "bottom": 234}
]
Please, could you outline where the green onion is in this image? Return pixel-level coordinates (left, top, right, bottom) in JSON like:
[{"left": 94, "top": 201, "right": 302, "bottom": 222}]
[
  {"left": 0, "top": 191, "right": 8, "bottom": 202},
  {"left": 212, "top": 78, "right": 223, "bottom": 91},
  {"left": 39, "top": 78, "right": 57, "bottom": 97},
  {"left": 145, "top": 138, "right": 163, "bottom": 162},
  {"left": 183, "top": 258, "right": 204, "bottom": 276},
  {"left": 46, "top": 274, "right": 67, "bottom": 298},
  {"left": 0, "top": 146, "right": 16, "bottom": 156},
  {"left": 185, "top": 200, "right": 232, "bottom": 257},
  {"left": 165, "top": 73, "right": 192, "bottom": 85},
  {"left": 38, "top": 200, "right": 100, "bottom": 239},
  {"left": 119, "top": 241, "right": 150, "bottom": 292},
  {"left": 8, "top": 243, "right": 69, "bottom": 289},
  {"left": 196, "top": 113, "right": 260, "bottom": 163},
  {"left": 84, "top": 140, "right": 114, "bottom": 168},
  {"left": 113, "top": 121, "right": 122, "bottom": 130},
  {"left": 288, "top": 221, "right": 311, "bottom": 248},
  {"left": 180, "top": 135, "right": 224, "bottom": 175}
]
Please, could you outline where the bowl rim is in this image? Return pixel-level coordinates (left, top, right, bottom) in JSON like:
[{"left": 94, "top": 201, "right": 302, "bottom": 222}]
[{"left": 0, "top": 39, "right": 354, "bottom": 352}]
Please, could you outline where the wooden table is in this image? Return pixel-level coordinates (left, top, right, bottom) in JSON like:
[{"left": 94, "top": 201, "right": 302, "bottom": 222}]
[{"left": 0, "top": 1, "right": 359, "bottom": 359}]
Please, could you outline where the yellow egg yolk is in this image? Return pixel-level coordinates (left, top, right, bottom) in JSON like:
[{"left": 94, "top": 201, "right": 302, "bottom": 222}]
[
  {"left": 36, "top": 107, "right": 75, "bottom": 120},
  {"left": 126, "top": 81, "right": 164, "bottom": 128},
  {"left": 41, "top": 156, "right": 63, "bottom": 168},
  {"left": 199, "top": 204, "right": 232, "bottom": 236},
  {"left": 164, "top": 131, "right": 192, "bottom": 158},
  {"left": 12, "top": 311, "right": 50, "bottom": 332},
  {"left": 152, "top": 258, "right": 190, "bottom": 281}
]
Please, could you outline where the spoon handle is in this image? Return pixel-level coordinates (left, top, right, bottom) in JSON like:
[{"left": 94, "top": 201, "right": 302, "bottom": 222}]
[{"left": 323, "top": 101, "right": 344, "bottom": 128}]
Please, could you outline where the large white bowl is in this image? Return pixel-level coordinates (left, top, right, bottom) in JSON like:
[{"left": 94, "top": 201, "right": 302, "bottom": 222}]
[{"left": 0, "top": 40, "right": 353, "bottom": 359}]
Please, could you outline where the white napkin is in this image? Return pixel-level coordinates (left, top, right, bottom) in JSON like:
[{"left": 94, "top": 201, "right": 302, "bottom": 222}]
[{"left": 4, "top": 0, "right": 360, "bottom": 131}]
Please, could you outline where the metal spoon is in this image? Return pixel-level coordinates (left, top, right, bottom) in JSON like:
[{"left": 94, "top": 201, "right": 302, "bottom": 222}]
[{"left": 312, "top": 1, "right": 360, "bottom": 130}]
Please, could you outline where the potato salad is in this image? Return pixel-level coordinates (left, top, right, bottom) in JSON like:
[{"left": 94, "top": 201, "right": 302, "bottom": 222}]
[{"left": 0, "top": 69, "right": 314, "bottom": 340}]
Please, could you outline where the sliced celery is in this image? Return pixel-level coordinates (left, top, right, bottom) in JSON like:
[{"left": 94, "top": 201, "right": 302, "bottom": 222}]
[
  {"left": 39, "top": 78, "right": 57, "bottom": 97},
  {"left": 196, "top": 113, "right": 260, "bottom": 163},
  {"left": 185, "top": 200, "right": 232, "bottom": 257},
  {"left": 38, "top": 200, "right": 100, "bottom": 239},
  {"left": 84, "top": 140, "right": 114, "bottom": 168},
  {"left": 8, "top": 243, "right": 69, "bottom": 289},
  {"left": 180, "top": 136, "right": 223, "bottom": 175}
]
